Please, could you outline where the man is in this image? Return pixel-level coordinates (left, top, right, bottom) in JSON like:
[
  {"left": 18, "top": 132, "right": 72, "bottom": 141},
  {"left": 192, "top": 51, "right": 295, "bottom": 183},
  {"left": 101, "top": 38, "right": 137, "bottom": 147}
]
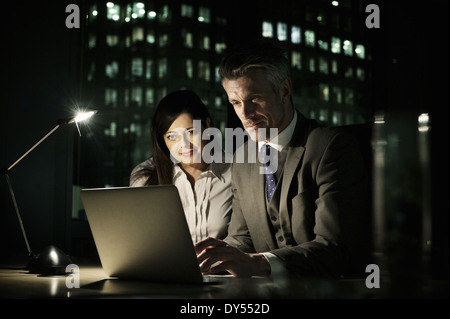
[{"left": 195, "top": 43, "right": 369, "bottom": 278}]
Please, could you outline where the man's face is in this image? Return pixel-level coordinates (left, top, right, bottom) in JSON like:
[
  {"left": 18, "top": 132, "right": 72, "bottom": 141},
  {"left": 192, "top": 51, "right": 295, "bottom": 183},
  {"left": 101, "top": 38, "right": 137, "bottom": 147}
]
[{"left": 223, "top": 68, "right": 292, "bottom": 142}]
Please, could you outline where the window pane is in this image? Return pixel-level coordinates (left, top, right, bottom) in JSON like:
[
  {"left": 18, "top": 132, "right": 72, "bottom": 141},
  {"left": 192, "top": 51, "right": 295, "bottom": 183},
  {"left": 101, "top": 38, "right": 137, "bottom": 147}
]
[
  {"left": 305, "top": 30, "right": 315, "bottom": 47},
  {"left": 291, "top": 25, "right": 301, "bottom": 44},
  {"left": 262, "top": 21, "right": 273, "bottom": 38},
  {"left": 343, "top": 40, "right": 353, "bottom": 56},
  {"left": 331, "top": 37, "right": 341, "bottom": 54},
  {"left": 355, "top": 44, "right": 365, "bottom": 59},
  {"left": 277, "top": 22, "right": 287, "bottom": 41}
]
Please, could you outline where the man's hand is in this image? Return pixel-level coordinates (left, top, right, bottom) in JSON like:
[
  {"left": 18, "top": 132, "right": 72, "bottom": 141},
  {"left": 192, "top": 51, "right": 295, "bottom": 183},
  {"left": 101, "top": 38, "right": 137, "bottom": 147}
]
[{"left": 194, "top": 237, "right": 271, "bottom": 277}]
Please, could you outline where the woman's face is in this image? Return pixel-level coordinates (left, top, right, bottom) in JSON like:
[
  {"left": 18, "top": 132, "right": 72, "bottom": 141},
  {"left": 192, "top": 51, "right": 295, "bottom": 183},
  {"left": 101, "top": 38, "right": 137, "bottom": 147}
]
[{"left": 163, "top": 113, "right": 207, "bottom": 165}]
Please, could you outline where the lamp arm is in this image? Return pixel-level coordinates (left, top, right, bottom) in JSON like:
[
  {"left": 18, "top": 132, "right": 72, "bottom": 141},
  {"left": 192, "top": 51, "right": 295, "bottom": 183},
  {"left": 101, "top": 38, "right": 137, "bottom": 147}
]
[
  {"left": 3, "top": 173, "right": 34, "bottom": 257},
  {"left": 6, "top": 124, "right": 61, "bottom": 172}
]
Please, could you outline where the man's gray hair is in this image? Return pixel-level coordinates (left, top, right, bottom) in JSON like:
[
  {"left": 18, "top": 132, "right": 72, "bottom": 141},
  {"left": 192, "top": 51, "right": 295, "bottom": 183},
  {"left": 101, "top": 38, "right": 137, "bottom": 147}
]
[{"left": 218, "top": 42, "right": 291, "bottom": 93}]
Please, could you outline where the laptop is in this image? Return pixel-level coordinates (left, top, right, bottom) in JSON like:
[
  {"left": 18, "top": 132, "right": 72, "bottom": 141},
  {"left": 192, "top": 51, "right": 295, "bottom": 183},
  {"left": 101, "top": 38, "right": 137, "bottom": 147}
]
[{"left": 80, "top": 185, "right": 216, "bottom": 284}]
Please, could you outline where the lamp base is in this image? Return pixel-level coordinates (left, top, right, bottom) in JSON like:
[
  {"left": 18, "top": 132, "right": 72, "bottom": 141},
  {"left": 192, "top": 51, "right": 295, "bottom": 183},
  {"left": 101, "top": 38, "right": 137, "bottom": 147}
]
[{"left": 26, "top": 245, "right": 73, "bottom": 275}]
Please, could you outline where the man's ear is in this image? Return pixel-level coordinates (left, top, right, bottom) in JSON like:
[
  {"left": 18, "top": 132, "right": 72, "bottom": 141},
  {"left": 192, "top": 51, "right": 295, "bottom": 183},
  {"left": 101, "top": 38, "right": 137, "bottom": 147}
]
[
  {"left": 280, "top": 78, "right": 292, "bottom": 105},
  {"left": 205, "top": 117, "right": 211, "bottom": 128}
]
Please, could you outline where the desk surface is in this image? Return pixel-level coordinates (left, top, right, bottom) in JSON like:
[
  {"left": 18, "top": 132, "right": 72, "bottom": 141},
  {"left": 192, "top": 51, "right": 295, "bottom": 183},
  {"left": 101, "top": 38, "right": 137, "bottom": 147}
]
[{"left": 0, "top": 264, "right": 448, "bottom": 300}]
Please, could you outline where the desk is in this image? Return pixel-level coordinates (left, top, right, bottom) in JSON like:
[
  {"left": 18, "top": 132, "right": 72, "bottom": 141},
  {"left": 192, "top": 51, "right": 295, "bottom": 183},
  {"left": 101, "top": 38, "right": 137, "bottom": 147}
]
[{"left": 0, "top": 264, "right": 447, "bottom": 299}]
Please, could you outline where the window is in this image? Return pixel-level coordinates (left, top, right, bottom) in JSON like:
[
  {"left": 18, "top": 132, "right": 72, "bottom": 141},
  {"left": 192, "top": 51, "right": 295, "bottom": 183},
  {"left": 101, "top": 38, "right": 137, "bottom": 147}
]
[
  {"left": 88, "top": 34, "right": 96, "bottom": 49},
  {"left": 146, "top": 60, "right": 153, "bottom": 79},
  {"left": 331, "top": 37, "right": 341, "bottom": 54},
  {"left": 181, "top": 4, "right": 194, "bottom": 18},
  {"left": 131, "top": 86, "right": 143, "bottom": 107},
  {"left": 198, "top": 7, "right": 210, "bottom": 23},
  {"left": 200, "top": 35, "right": 210, "bottom": 50},
  {"left": 146, "top": 29, "right": 155, "bottom": 44},
  {"left": 319, "top": 84, "right": 329, "bottom": 101},
  {"left": 105, "top": 88, "right": 117, "bottom": 108},
  {"left": 345, "top": 88, "right": 354, "bottom": 105},
  {"left": 131, "top": 58, "right": 143, "bottom": 77},
  {"left": 333, "top": 87, "right": 342, "bottom": 104},
  {"left": 308, "top": 57, "right": 315, "bottom": 72},
  {"left": 106, "top": 2, "right": 120, "bottom": 21},
  {"left": 182, "top": 28, "right": 193, "bottom": 48},
  {"left": 132, "top": 27, "right": 144, "bottom": 43},
  {"left": 355, "top": 44, "right": 365, "bottom": 59},
  {"left": 319, "top": 57, "right": 328, "bottom": 74},
  {"left": 159, "top": 34, "right": 169, "bottom": 47},
  {"left": 106, "top": 35, "right": 119, "bottom": 46},
  {"left": 158, "top": 58, "right": 167, "bottom": 78},
  {"left": 262, "top": 21, "right": 273, "bottom": 38},
  {"left": 198, "top": 61, "right": 210, "bottom": 81},
  {"left": 291, "top": 26, "right": 301, "bottom": 44},
  {"left": 356, "top": 67, "right": 365, "bottom": 81},
  {"left": 305, "top": 30, "right": 315, "bottom": 47},
  {"left": 292, "top": 51, "right": 301, "bottom": 70},
  {"left": 131, "top": 2, "right": 145, "bottom": 19},
  {"left": 186, "top": 59, "right": 193, "bottom": 79},
  {"left": 331, "top": 60, "right": 338, "bottom": 74},
  {"left": 146, "top": 88, "right": 154, "bottom": 107},
  {"left": 277, "top": 22, "right": 287, "bottom": 41},
  {"left": 343, "top": 40, "right": 353, "bottom": 56},
  {"left": 106, "top": 61, "right": 119, "bottom": 79}
]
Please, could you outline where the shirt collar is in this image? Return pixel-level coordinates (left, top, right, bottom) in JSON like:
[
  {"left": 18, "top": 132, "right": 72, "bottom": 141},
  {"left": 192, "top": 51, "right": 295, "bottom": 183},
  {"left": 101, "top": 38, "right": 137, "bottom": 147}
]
[
  {"left": 172, "top": 160, "right": 226, "bottom": 182},
  {"left": 258, "top": 110, "right": 297, "bottom": 152}
]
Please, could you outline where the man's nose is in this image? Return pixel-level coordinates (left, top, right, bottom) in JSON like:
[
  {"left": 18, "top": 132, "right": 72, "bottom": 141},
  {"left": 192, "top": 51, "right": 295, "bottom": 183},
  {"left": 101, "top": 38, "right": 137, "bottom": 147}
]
[{"left": 241, "top": 101, "right": 256, "bottom": 120}]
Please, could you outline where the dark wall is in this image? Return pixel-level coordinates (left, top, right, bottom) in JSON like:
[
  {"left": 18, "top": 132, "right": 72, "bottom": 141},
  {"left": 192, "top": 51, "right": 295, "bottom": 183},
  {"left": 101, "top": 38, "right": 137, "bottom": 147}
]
[{"left": 0, "top": 1, "right": 82, "bottom": 261}]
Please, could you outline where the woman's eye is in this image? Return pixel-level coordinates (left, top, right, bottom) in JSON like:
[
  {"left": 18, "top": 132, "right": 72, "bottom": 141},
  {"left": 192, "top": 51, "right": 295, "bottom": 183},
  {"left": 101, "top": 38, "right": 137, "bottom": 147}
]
[{"left": 167, "top": 134, "right": 177, "bottom": 141}]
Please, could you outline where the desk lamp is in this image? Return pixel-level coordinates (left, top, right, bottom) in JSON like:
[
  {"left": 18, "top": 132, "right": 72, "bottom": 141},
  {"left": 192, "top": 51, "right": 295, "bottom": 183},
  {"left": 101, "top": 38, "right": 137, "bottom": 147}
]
[{"left": 1, "top": 110, "right": 96, "bottom": 275}]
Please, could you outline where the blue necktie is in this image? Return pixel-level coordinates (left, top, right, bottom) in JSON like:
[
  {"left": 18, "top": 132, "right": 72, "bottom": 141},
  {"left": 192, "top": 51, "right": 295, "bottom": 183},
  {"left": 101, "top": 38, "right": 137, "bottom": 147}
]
[{"left": 262, "top": 144, "right": 277, "bottom": 201}]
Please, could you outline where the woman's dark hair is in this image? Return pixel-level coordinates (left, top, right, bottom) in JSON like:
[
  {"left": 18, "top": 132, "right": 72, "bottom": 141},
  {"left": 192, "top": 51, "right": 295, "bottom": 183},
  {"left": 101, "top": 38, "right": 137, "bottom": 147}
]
[{"left": 131, "top": 90, "right": 212, "bottom": 186}]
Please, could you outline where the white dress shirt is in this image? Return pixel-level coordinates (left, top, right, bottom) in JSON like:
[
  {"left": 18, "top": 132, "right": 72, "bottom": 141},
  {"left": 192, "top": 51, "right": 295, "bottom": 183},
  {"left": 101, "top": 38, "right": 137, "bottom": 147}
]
[{"left": 130, "top": 159, "right": 232, "bottom": 243}]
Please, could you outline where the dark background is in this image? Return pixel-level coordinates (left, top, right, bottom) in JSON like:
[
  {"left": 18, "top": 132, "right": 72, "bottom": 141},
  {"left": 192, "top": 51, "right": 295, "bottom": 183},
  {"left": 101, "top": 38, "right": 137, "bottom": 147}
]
[{"left": 0, "top": 0, "right": 448, "bottom": 290}]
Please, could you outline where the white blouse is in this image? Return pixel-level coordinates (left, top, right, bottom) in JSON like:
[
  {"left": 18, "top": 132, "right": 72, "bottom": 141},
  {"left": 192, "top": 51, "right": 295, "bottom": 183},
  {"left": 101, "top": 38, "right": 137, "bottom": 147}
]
[{"left": 130, "top": 159, "right": 232, "bottom": 243}]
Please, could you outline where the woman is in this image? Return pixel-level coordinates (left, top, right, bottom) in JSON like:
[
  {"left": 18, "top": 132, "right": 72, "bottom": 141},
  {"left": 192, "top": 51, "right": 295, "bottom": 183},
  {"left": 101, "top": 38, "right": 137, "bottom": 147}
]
[{"left": 130, "top": 90, "right": 232, "bottom": 243}]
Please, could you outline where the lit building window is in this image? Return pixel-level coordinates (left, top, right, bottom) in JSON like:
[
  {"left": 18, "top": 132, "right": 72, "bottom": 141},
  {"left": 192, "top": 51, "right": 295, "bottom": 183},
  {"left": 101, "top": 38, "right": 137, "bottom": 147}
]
[
  {"left": 292, "top": 51, "right": 301, "bottom": 70},
  {"left": 331, "top": 60, "right": 338, "bottom": 74},
  {"left": 182, "top": 28, "right": 193, "bottom": 48},
  {"left": 318, "top": 39, "right": 328, "bottom": 51},
  {"left": 147, "top": 29, "right": 155, "bottom": 44},
  {"left": 332, "top": 111, "right": 342, "bottom": 125},
  {"left": 132, "top": 58, "right": 143, "bottom": 77},
  {"left": 331, "top": 1, "right": 339, "bottom": 7},
  {"left": 305, "top": 30, "right": 315, "bottom": 47},
  {"left": 291, "top": 26, "right": 301, "bottom": 44},
  {"left": 215, "top": 96, "right": 222, "bottom": 110},
  {"left": 88, "top": 34, "right": 96, "bottom": 49},
  {"left": 159, "top": 34, "right": 169, "bottom": 47},
  {"left": 343, "top": 40, "right": 353, "bottom": 56},
  {"left": 146, "top": 60, "right": 152, "bottom": 79},
  {"left": 147, "top": 11, "right": 156, "bottom": 19},
  {"left": 160, "top": 5, "right": 170, "bottom": 21},
  {"left": 345, "top": 88, "right": 354, "bottom": 105},
  {"left": 198, "top": 7, "right": 210, "bottom": 23},
  {"left": 319, "top": 84, "right": 329, "bottom": 101},
  {"left": 186, "top": 59, "right": 193, "bottom": 79},
  {"left": 132, "top": 2, "right": 145, "bottom": 19},
  {"left": 319, "top": 57, "right": 328, "bottom": 74},
  {"left": 105, "top": 88, "right": 117, "bottom": 108},
  {"left": 356, "top": 67, "right": 365, "bottom": 81},
  {"left": 146, "top": 88, "right": 154, "bottom": 107},
  {"left": 87, "top": 62, "right": 95, "bottom": 81},
  {"left": 132, "top": 27, "right": 144, "bottom": 43},
  {"left": 158, "top": 58, "right": 167, "bottom": 78},
  {"left": 355, "top": 44, "right": 365, "bottom": 59},
  {"left": 277, "top": 22, "right": 287, "bottom": 41},
  {"left": 181, "top": 4, "right": 194, "bottom": 18},
  {"left": 106, "top": 35, "right": 119, "bottom": 46},
  {"left": 198, "top": 61, "right": 210, "bottom": 81},
  {"left": 262, "top": 21, "right": 273, "bottom": 38},
  {"left": 215, "top": 42, "right": 226, "bottom": 54},
  {"left": 309, "top": 57, "right": 315, "bottom": 72},
  {"left": 106, "top": 61, "right": 119, "bottom": 79},
  {"left": 331, "top": 37, "right": 341, "bottom": 53},
  {"left": 319, "top": 109, "right": 328, "bottom": 122},
  {"left": 106, "top": 2, "right": 120, "bottom": 21},
  {"left": 200, "top": 35, "right": 210, "bottom": 50},
  {"left": 132, "top": 86, "right": 143, "bottom": 107},
  {"left": 333, "top": 87, "right": 342, "bottom": 104},
  {"left": 344, "top": 66, "right": 353, "bottom": 78}
]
